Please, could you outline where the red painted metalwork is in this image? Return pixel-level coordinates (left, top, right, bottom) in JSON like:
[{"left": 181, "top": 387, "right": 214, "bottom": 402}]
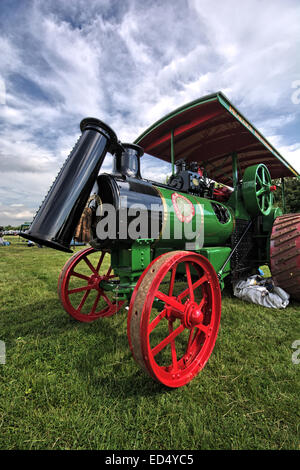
[
  {"left": 127, "top": 251, "right": 221, "bottom": 387},
  {"left": 58, "top": 247, "right": 124, "bottom": 322},
  {"left": 171, "top": 193, "right": 195, "bottom": 223},
  {"left": 270, "top": 214, "right": 300, "bottom": 301},
  {"left": 213, "top": 185, "right": 232, "bottom": 202},
  {"left": 135, "top": 92, "right": 299, "bottom": 185}
]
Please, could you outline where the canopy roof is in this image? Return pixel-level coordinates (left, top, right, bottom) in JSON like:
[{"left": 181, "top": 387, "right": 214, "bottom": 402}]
[{"left": 135, "top": 92, "right": 299, "bottom": 185}]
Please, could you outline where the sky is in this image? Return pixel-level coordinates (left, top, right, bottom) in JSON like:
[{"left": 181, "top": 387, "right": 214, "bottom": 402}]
[{"left": 0, "top": 0, "right": 299, "bottom": 226}]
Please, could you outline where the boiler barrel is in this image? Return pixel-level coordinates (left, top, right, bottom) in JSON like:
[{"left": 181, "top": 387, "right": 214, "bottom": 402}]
[
  {"left": 154, "top": 185, "right": 234, "bottom": 248},
  {"left": 93, "top": 175, "right": 234, "bottom": 249}
]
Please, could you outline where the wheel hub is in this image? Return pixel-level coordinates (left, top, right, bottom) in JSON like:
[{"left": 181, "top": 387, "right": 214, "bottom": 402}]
[
  {"left": 88, "top": 273, "right": 102, "bottom": 289},
  {"left": 167, "top": 299, "right": 204, "bottom": 328},
  {"left": 88, "top": 273, "right": 110, "bottom": 291},
  {"left": 183, "top": 301, "right": 204, "bottom": 328}
]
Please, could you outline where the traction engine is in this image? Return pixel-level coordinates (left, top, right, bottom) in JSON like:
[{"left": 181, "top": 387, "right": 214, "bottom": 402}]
[{"left": 21, "top": 93, "right": 300, "bottom": 388}]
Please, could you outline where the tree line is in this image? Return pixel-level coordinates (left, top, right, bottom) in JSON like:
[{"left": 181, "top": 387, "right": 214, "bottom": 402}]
[{"left": 273, "top": 177, "right": 300, "bottom": 213}]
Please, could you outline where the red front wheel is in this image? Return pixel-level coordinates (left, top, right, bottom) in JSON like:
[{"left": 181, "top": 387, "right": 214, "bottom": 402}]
[
  {"left": 58, "top": 247, "right": 124, "bottom": 322},
  {"left": 127, "top": 251, "right": 221, "bottom": 387}
]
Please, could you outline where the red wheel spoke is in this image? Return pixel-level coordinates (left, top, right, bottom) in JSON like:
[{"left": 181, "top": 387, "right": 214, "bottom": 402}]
[
  {"left": 149, "top": 309, "right": 167, "bottom": 333},
  {"left": 107, "top": 274, "right": 117, "bottom": 279},
  {"left": 198, "top": 296, "right": 206, "bottom": 311},
  {"left": 186, "top": 327, "right": 195, "bottom": 353},
  {"left": 90, "top": 291, "right": 101, "bottom": 315},
  {"left": 196, "top": 323, "right": 209, "bottom": 334},
  {"left": 101, "top": 292, "right": 112, "bottom": 307},
  {"left": 152, "top": 324, "right": 185, "bottom": 357},
  {"left": 185, "top": 262, "right": 194, "bottom": 301},
  {"left": 77, "top": 289, "right": 91, "bottom": 312},
  {"left": 83, "top": 256, "right": 98, "bottom": 275},
  {"left": 178, "top": 274, "right": 207, "bottom": 301},
  {"left": 106, "top": 266, "right": 112, "bottom": 277},
  {"left": 168, "top": 266, "right": 177, "bottom": 296},
  {"left": 169, "top": 320, "right": 178, "bottom": 371},
  {"left": 155, "top": 291, "right": 185, "bottom": 313},
  {"left": 71, "top": 271, "right": 90, "bottom": 281},
  {"left": 96, "top": 252, "right": 105, "bottom": 272},
  {"left": 68, "top": 285, "right": 92, "bottom": 295}
]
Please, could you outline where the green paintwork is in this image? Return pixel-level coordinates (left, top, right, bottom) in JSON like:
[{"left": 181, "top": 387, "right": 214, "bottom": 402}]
[
  {"left": 134, "top": 93, "right": 218, "bottom": 144},
  {"left": 226, "top": 192, "right": 250, "bottom": 220},
  {"left": 110, "top": 239, "right": 154, "bottom": 300},
  {"left": 131, "top": 238, "right": 153, "bottom": 271},
  {"left": 199, "top": 247, "right": 231, "bottom": 276},
  {"left": 108, "top": 185, "right": 235, "bottom": 296},
  {"left": 153, "top": 185, "right": 234, "bottom": 248},
  {"left": 225, "top": 152, "right": 250, "bottom": 220},
  {"left": 242, "top": 164, "right": 273, "bottom": 217},
  {"left": 103, "top": 93, "right": 300, "bottom": 300},
  {"left": 262, "top": 206, "right": 282, "bottom": 234}
]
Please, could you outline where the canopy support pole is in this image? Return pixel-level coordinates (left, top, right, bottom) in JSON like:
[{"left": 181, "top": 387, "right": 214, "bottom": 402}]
[
  {"left": 281, "top": 177, "right": 286, "bottom": 213},
  {"left": 171, "top": 129, "right": 175, "bottom": 176},
  {"left": 232, "top": 152, "right": 238, "bottom": 189},
  {"left": 232, "top": 152, "right": 239, "bottom": 208}
]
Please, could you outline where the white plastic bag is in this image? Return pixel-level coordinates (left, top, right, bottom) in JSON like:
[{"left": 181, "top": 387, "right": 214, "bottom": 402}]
[{"left": 233, "top": 275, "right": 290, "bottom": 308}]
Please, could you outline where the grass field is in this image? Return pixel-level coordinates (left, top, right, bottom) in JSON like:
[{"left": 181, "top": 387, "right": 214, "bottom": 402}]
[{"left": 0, "top": 236, "right": 299, "bottom": 450}]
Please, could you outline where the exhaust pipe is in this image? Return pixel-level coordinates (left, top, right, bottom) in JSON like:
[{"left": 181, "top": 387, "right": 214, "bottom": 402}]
[{"left": 21, "top": 118, "right": 119, "bottom": 253}]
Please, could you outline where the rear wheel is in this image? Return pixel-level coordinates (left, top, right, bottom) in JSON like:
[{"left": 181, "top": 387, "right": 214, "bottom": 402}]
[
  {"left": 270, "top": 214, "right": 300, "bottom": 300},
  {"left": 127, "top": 251, "right": 222, "bottom": 387},
  {"left": 58, "top": 247, "right": 124, "bottom": 322}
]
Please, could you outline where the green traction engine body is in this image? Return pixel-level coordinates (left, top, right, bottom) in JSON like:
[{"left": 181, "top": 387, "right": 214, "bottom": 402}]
[
  {"left": 21, "top": 92, "right": 300, "bottom": 387},
  {"left": 92, "top": 157, "right": 279, "bottom": 301},
  {"left": 21, "top": 91, "right": 300, "bottom": 303}
]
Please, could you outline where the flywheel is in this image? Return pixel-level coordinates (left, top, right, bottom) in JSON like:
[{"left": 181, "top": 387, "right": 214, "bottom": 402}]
[{"left": 242, "top": 164, "right": 274, "bottom": 217}]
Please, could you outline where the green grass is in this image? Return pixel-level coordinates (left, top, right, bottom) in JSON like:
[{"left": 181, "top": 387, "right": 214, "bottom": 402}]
[{"left": 0, "top": 236, "right": 299, "bottom": 450}]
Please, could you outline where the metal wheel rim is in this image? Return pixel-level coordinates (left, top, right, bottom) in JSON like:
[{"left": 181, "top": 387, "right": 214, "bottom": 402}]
[
  {"left": 128, "top": 251, "right": 222, "bottom": 387},
  {"left": 58, "top": 247, "right": 124, "bottom": 322}
]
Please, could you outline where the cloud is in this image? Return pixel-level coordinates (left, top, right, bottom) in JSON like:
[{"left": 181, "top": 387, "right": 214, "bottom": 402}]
[{"left": 0, "top": 0, "right": 299, "bottom": 225}]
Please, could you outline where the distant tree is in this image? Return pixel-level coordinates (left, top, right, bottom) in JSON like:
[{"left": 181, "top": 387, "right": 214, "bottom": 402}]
[
  {"left": 3, "top": 225, "right": 21, "bottom": 231},
  {"left": 273, "top": 177, "right": 300, "bottom": 213}
]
